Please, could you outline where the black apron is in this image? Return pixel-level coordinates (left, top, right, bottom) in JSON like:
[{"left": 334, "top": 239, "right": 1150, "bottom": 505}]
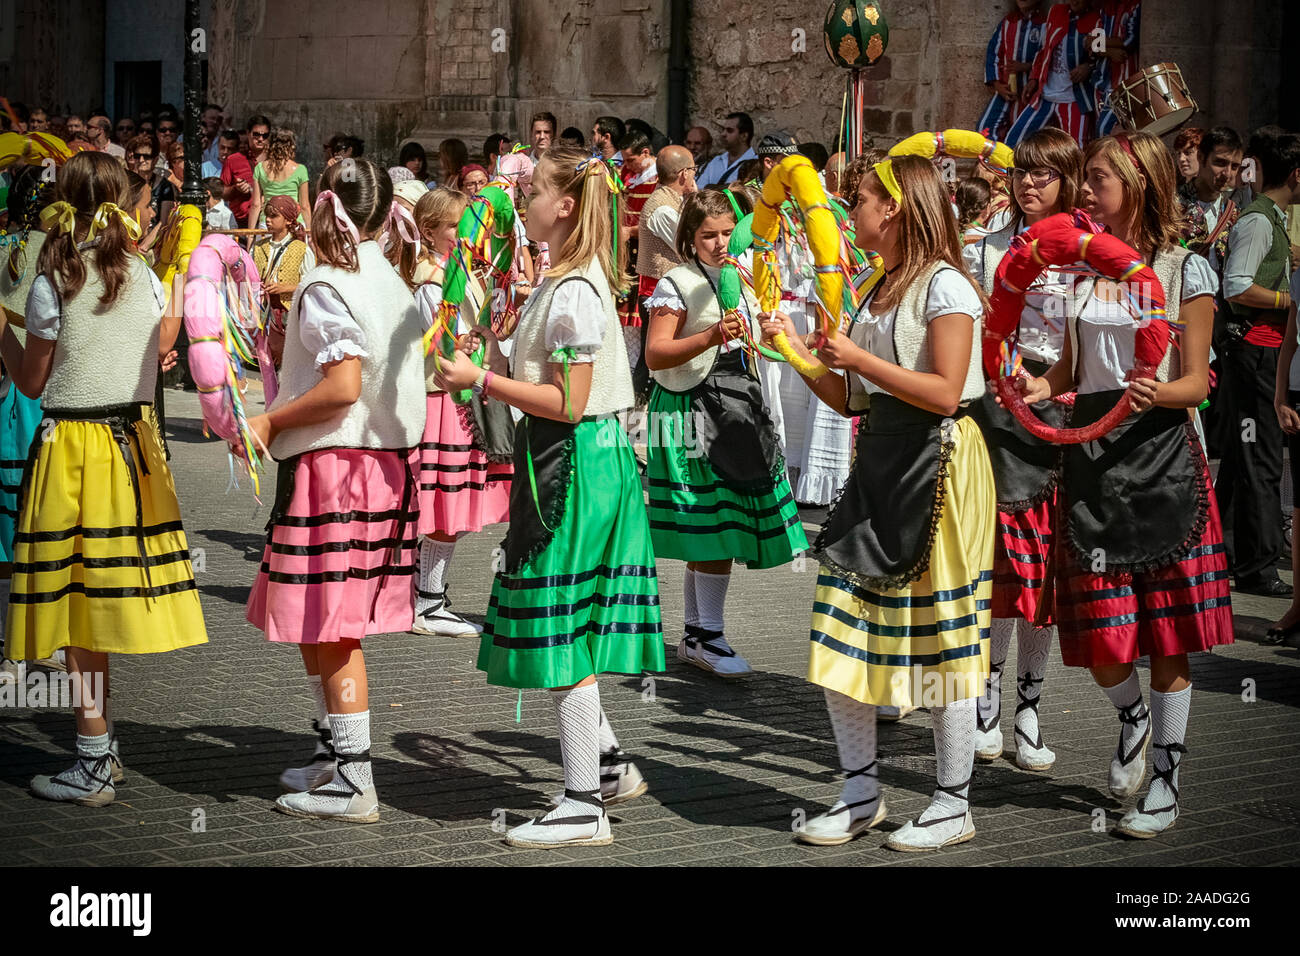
[
  {"left": 967, "top": 358, "right": 1071, "bottom": 512},
  {"left": 501, "top": 415, "right": 578, "bottom": 574},
  {"left": 1061, "top": 391, "right": 1208, "bottom": 573},
  {"left": 812, "top": 394, "right": 960, "bottom": 591}
]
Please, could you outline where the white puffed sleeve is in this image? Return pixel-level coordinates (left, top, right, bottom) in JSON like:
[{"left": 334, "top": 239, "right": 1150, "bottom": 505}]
[
  {"left": 923, "top": 268, "right": 984, "bottom": 322},
  {"left": 644, "top": 275, "right": 687, "bottom": 313},
  {"left": 1181, "top": 253, "right": 1219, "bottom": 303},
  {"left": 962, "top": 240, "right": 984, "bottom": 287},
  {"left": 544, "top": 278, "right": 606, "bottom": 364},
  {"left": 24, "top": 275, "right": 62, "bottom": 340},
  {"left": 298, "top": 283, "right": 369, "bottom": 368},
  {"left": 414, "top": 282, "right": 443, "bottom": 333}
]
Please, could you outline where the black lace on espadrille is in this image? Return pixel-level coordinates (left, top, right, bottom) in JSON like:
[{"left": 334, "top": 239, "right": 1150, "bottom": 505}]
[
  {"left": 684, "top": 624, "right": 734, "bottom": 658},
  {"left": 915, "top": 778, "right": 970, "bottom": 828},
  {"left": 1136, "top": 742, "right": 1187, "bottom": 816},
  {"left": 1115, "top": 698, "right": 1150, "bottom": 768},
  {"left": 827, "top": 760, "right": 880, "bottom": 817},
  {"left": 1014, "top": 673, "right": 1046, "bottom": 749},
  {"left": 539, "top": 788, "right": 605, "bottom": 827}
]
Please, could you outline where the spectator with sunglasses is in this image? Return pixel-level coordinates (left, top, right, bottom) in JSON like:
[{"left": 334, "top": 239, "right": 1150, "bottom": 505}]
[
  {"left": 85, "top": 114, "right": 125, "bottom": 162},
  {"left": 124, "top": 133, "right": 173, "bottom": 252},
  {"left": 114, "top": 117, "right": 135, "bottom": 147}
]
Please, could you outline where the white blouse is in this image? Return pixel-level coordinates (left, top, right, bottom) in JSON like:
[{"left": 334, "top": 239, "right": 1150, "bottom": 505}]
[
  {"left": 1075, "top": 254, "right": 1218, "bottom": 394},
  {"left": 26, "top": 267, "right": 165, "bottom": 340},
  {"left": 297, "top": 284, "right": 369, "bottom": 369},
  {"left": 962, "top": 225, "right": 1072, "bottom": 366},
  {"left": 533, "top": 275, "right": 605, "bottom": 364},
  {"left": 847, "top": 268, "right": 983, "bottom": 396},
  {"left": 646, "top": 262, "right": 753, "bottom": 354}
]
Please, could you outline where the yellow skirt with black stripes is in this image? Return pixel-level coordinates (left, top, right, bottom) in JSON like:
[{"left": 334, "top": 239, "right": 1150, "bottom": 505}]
[
  {"left": 5, "top": 405, "right": 208, "bottom": 659},
  {"left": 808, "top": 415, "right": 995, "bottom": 708}
]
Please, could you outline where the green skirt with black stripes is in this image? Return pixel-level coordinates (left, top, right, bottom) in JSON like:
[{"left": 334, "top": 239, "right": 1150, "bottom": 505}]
[
  {"left": 476, "top": 417, "right": 665, "bottom": 689},
  {"left": 646, "top": 385, "right": 808, "bottom": 568}
]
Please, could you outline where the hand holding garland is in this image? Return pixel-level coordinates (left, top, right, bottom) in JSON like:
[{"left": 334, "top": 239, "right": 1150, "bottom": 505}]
[{"left": 433, "top": 347, "right": 593, "bottom": 424}]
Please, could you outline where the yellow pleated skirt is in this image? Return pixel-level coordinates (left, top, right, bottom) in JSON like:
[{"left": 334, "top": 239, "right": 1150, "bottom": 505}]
[
  {"left": 807, "top": 415, "right": 995, "bottom": 708},
  {"left": 5, "top": 410, "right": 208, "bottom": 659}
]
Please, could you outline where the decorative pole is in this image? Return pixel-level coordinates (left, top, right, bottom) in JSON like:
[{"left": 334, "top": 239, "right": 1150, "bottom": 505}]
[
  {"left": 180, "top": 0, "right": 207, "bottom": 213},
  {"left": 823, "top": 0, "right": 890, "bottom": 161}
]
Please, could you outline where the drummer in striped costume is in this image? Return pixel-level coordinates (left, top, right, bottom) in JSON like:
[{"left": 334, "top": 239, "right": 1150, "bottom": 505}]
[
  {"left": 436, "top": 146, "right": 664, "bottom": 849},
  {"left": 977, "top": 0, "right": 1048, "bottom": 143},
  {"left": 615, "top": 130, "right": 658, "bottom": 368},
  {"left": 644, "top": 187, "right": 807, "bottom": 680},
  {"left": 245, "top": 159, "right": 427, "bottom": 823},
  {"left": 763, "top": 155, "right": 995, "bottom": 851},
  {"left": 963, "top": 127, "right": 1084, "bottom": 773},
  {"left": 0, "top": 152, "right": 207, "bottom": 806}
]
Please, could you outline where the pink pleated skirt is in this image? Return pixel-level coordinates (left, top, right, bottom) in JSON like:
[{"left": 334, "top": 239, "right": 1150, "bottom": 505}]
[
  {"left": 246, "top": 447, "right": 419, "bottom": 643},
  {"left": 416, "top": 391, "right": 512, "bottom": 537}
]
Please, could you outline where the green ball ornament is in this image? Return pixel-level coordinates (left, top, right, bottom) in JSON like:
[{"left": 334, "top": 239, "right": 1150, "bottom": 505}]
[{"left": 823, "top": 0, "right": 889, "bottom": 69}]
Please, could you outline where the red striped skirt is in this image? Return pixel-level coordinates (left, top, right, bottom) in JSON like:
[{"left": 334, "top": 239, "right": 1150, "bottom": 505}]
[
  {"left": 992, "top": 496, "right": 1055, "bottom": 623},
  {"left": 1054, "top": 470, "right": 1234, "bottom": 668},
  {"left": 246, "top": 448, "right": 419, "bottom": 644},
  {"left": 416, "top": 392, "right": 512, "bottom": 537}
]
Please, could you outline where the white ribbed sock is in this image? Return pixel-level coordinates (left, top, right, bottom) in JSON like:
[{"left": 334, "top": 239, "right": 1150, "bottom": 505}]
[
  {"left": 683, "top": 569, "right": 700, "bottom": 629},
  {"left": 694, "top": 570, "right": 730, "bottom": 633},
  {"left": 1102, "top": 670, "right": 1148, "bottom": 758},
  {"left": 328, "top": 711, "right": 373, "bottom": 792},
  {"left": 1142, "top": 686, "right": 1191, "bottom": 817},
  {"left": 1014, "top": 624, "right": 1053, "bottom": 749},
  {"left": 416, "top": 537, "right": 456, "bottom": 614},
  {"left": 824, "top": 688, "right": 879, "bottom": 816},
  {"left": 544, "top": 683, "right": 603, "bottom": 822},
  {"left": 979, "top": 617, "right": 1017, "bottom": 730},
  {"left": 596, "top": 704, "right": 620, "bottom": 754},
  {"left": 924, "top": 697, "right": 975, "bottom": 823},
  {"left": 307, "top": 674, "right": 330, "bottom": 728}
]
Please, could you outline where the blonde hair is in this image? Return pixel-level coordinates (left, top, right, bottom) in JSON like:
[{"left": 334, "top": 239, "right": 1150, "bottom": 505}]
[
  {"left": 1085, "top": 132, "right": 1184, "bottom": 259},
  {"left": 532, "top": 144, "right": 629, "bottom": 294},
  {"left": 404, "top": 187, "right": 467, "bottom": 287},
  {"left": 265, "top": 127, "right": 297, "bottom": 176},
  {"left": 864, "top": 154, "right": 987, "bottom": 311}
]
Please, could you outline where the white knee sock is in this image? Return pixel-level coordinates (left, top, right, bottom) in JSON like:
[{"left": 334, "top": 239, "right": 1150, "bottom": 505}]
[
  {"left": 1102, "top": 670, "right": 1149, "bottom": 760},
  {"left": 307, "top": 674, "right": 331, "bottom": 756},
  {"left": 1014, "top": 624, "right": 1053, "bottom": 749},
  {"left": 544, "top": 683, "right": 603, "bottom": 820},
  {"left": 1142, "top": 685, "right": 1191, "bottom": 816},
  {"left": 979, "top": 617, "right": 1017, "bottom": 731},
  {"left": 596, "top": 704, "right": 621, "bottom": 755},
  {"left": 924, "top": 697, "right": 975, "bottom": 823},
  {"left": 694, "top": 570, "right": 730, "bottom": 633},
  {"left": 824, "top": 688, "right": 879, "bottom": 817},
  {"left": 328, "top": 711, "right": 373, "bottom": 793},
  {"left": 416, "top": 537, "right": 456, "bottom": 614},
  {"left": 683, "top": 569, "right": 700, "bottom": 629}
]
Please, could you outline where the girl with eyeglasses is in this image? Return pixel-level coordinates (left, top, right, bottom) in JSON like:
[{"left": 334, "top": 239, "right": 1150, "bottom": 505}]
[{"left": 963, "top": 127, "right": 1082, "bottom": 774}]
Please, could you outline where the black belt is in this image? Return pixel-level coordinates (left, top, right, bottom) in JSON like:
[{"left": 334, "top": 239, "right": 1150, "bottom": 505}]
[{"left": 34, "top": 403, "right": 156, "bottom": 592}]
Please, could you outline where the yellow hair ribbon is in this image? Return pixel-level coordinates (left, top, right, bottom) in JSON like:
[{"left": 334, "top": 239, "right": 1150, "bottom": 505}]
[
  {"left": 40, "top": 201, "right": 77, "bottom": 235},
  {"left": 87, "top": 202, "right": 143, "bottom": 243},
  {"left": 873, "top": 160, "right": 902, "bottom": 203}
]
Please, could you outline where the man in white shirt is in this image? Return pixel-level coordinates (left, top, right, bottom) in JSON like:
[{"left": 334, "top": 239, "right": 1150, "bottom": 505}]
[
  {"left": 695, "top": 112, "right": 757, "bottom": 188},
  {"left": 527, "top": 111, "right": 556, "bottom": 166},
  {"left": 85, "top": 114, "right": 125, "bottom": 161}
]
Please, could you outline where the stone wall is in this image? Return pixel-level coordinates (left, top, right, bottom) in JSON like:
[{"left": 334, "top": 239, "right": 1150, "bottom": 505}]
[{"left": 0, "top": 0, "right": 104, "bottom": 117}]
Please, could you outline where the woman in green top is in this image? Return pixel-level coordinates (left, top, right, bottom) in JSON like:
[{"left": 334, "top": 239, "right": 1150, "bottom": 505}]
[{"left": 248, "top": 126, "right": 311, "bottom": 231}]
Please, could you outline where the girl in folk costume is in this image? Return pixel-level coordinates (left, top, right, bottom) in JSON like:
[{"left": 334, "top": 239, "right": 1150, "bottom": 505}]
[
  {"left": 964, "top": 127, "right": 1083, "bottom": 771},
  {"left": 644, "top": 188, "right": 807, "bottom": 679},
  {"left": 245, "top": 159, "right": 426, "bottom": 822},
  {"left": 435, "top": 146, "right": 664, "bottom": 848},
  {"left": 403, "top": 187, "right": 512, "bottom": 637},
  {"left": 0, "top": 152, "right": 208, "bottom": 805},
  {"left": 251, "top": 195, "right": 313, "bottom": 369},
  {"left": 1016, "top": 132, "right": 1232, "bottom": 837},
  {"left": 978, "top": 0, "right": 1049, "bottom": 143},
  {"left": 1007, "top": 0, "right": 1101, "bottom": 149},
  {"left": 763, "top": 155, "right": 995, "bottom": 851}
]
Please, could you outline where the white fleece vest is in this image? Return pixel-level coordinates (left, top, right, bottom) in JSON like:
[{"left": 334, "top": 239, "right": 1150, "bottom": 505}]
[
  {"left": 43, "top": 253, "right": 161, "bottom": 409},
  {"left": 270, "top": 240, "right": 426, "bottom": 459},
  {"left": 650, "top": 262, "right": 762, "bottom": 393},
  {"left": 510, "top": 257, "right": 635, "bottom": 416},
  {"left": 893, "top": 261, "right": 986, "bottom": 403}
]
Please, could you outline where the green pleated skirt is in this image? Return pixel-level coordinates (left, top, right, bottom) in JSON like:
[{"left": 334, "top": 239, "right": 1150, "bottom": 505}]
[
  {"left": 476, "top": 417, "right": 665, "bottom": 688},
  {"left": 646, "top": 385, "right": 808, "bottom": 568}
]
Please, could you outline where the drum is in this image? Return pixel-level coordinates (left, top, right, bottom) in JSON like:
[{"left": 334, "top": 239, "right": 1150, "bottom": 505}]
[{"left": 1108, "top": 63, "right": 1198, "bottom": 137}]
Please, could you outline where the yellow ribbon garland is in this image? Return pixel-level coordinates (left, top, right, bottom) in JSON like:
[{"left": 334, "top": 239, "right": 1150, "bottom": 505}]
[
  {"left": 87, "top": 202, "right": 142, "bottom": 243},
  {"left": 39, "top": 201, "right": 77, "bottom": 235}
]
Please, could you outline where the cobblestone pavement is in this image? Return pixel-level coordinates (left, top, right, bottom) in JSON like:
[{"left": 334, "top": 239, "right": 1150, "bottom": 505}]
[{"left": 1, "top": 389, "right": 1297, "bottom": 867}]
